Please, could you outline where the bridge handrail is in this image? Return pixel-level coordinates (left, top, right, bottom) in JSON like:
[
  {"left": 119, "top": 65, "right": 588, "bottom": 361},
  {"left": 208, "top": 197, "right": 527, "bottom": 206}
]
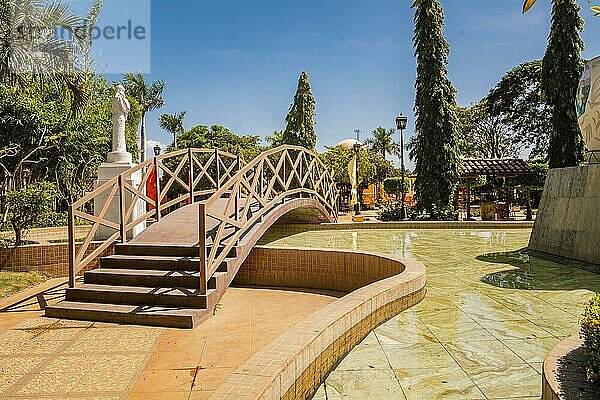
[
  {"left": 197, "top": 145, "right": 338, "bottom": 293},
  {"left": 67, "top": 148, "right": 244, "bottom": 287}
]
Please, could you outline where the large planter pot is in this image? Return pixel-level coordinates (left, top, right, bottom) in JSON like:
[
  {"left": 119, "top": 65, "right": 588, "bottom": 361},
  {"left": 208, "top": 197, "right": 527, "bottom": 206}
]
[{"left": 578, "top": 56, "right": 600, "bottom": 154}]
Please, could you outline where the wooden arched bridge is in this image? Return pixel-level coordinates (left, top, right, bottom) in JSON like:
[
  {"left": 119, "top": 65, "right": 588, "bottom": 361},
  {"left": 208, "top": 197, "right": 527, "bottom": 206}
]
[{"left": 46, "top": 146, "right": 338, "bottom": 328}]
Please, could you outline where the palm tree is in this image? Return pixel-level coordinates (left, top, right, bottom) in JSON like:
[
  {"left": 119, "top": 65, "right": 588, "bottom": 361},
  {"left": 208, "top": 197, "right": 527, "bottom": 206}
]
[
  {"left": 123, "top": 72, "right": 166, "bottom": 162},
  {"left": 159, "top": 111, "right": 186, "bottom": 148},
  {"left": 0, "top": 0, "right": 103, "bottom": 114},
  {"left": 365, "top": 127, "right": 401, "bottom": 160}
]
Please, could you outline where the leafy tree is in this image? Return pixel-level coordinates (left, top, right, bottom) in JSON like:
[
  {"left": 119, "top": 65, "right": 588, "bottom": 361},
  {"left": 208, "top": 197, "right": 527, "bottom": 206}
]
[
  {"left": 159, "top": 111, "right": 186, "bottom": 147},
  {"left": 411, "top": 0, "right": 460, "bottom": 219},
  {"left": 123, "top": 72, "right": 166, "bottom": 162},
  {"left": 540, "top": 0, "right": 586, "bottom": 168},
  {"left": 0, "top": 76, "right": 140, "bottom": 213},
  {"left": 383, "top": 177, "right": 411, "bottom": 197},
  {"left": 282, "top": 71, "right": 317, "bottom": 150},
  {"left": 265, "top": 130, "right": 285, "bottom": 147},
  {"left": 486, "top": 60, "right": 552, "bottom": 159},
  {"left": 0, "top": 0, "right": 103, "bottom": 114},
  {"left": 175, "top": 124, "right": 264, "bottom": 161},
  {"left": 365, "top": 127, "right": 401, "bottom": 160},
  {"left": 320, "top": 146, "right": 394, "bottom": 204},
  {"left": 6, "top": 181, "right": 58, "bottom": 245},
  {"left": 457, "top": 100, "right": 523, "bottom": 159}
]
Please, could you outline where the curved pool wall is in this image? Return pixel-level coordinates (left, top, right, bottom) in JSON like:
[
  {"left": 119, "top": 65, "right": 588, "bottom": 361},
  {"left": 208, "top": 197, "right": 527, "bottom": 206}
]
[
  {"left": 259, "top": 227, "right": 600, "bottom": 399},
  {"left": 210, "top": 246, "right": 426, "bottom": 399}
]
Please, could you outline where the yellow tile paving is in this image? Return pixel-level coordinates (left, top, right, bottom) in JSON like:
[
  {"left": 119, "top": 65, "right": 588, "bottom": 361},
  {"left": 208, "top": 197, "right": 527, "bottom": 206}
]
[
  {"left": 128, "top": 287, "right": 339, "bottom": 400},
  {"left": 258, "top": 228, "right": 600, "bottom": 400}
]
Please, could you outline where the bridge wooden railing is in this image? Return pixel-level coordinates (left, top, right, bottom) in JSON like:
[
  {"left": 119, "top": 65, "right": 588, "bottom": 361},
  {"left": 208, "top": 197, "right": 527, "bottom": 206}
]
[
  {"left": 67, "top": 148, "right": 243, "bottom": 287},
  {"left": 198, "top": 145, "right": 338, "bottom": 294}
]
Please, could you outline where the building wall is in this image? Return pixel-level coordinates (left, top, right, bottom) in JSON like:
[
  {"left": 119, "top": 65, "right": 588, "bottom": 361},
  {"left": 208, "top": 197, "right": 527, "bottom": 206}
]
[{"left": 529, "top": 164, "right": 600, "bottom": 265}]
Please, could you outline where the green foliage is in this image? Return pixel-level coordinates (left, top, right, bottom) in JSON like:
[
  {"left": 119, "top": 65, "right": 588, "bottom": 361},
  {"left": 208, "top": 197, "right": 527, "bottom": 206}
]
[
  {"left": 320, "top": 146, "right": 394, "bottom": 190},
  {"left": 159, "top": 111, "right": 186, "bottom": 146},
  {"left": 542, "top": 0, "right": 585, "bottom": 168},
  {"left": 123, "top": 72, "right": 166, "bottom": 161},
  {"left": 0, "top": 270, "right": 49, "bottom": 299},
  {"left": 581, "top": 294, "right": 600, "bottom": 383},
  {"left": 265, "top": 130, "right": 285, "bottom": 147},
  {"left": 0, "top": 76, "right": 139, "bottom": 207},
  {"left": 365, "top": 127, "right": 400, "bottom": 160},
  {"left": 175, "top": 124, "right": 264, "bottom": 161},
  {"left": 457, "top": 101, "right": 522, "bottom": 159},
  {"left": 0, "top": 0, "right": 103, "bottom": 115},
  {"left": 6, "top": 181, "right": 58, "bottom": 245},
  {"left": 379, "top": 202, "right": 409, "bottom": 222},
  {"left": 282, "top": 71, "right": 317, "bottom": 150},
  {"left": 486, "top": 60, "right": 552, "bottom": 159},
  {"left": 412, "top": 0, "right": 460, "bottom": 218},
  {"left": 0, "top": 74, "right": 142, "bottom": 225},
  {"left": 509, "top": 160, "right": 549, "bottom": 190},
  {"left": 383, "top": 177, "right": 411, "bottom": 196}
]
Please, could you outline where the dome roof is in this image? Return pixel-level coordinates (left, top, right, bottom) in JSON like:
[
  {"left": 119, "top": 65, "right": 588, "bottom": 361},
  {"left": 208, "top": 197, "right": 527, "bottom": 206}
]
[{"left": 335, "top": 139, "right": 363, "bottom": 150}]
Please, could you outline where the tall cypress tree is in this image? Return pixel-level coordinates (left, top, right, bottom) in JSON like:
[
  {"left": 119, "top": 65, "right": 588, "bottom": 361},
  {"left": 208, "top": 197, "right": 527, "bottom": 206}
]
[
  {"left": 411, "top": 0, "right": 460, "bottom": 218},
  {"left": 541, "top": 0, "right": 585, "bottom": 169},
  {"left": 283, "top": 71, "right": 317, "bottom": 150}
]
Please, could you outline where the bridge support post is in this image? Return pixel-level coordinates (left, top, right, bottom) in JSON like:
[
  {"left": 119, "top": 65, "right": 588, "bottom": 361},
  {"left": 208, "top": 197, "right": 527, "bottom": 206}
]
[
  {"left": 154, "top": 157, "right": 161, "bottom": 221},
  {"left": 198, "top": 203, "right": 208, "bottom": 295},
  {"left": 118, "top": 175, "right": 127, "bottom": 243},
  {"left": 215, "top": 149, "right": 221, "bottom": 189},
  {"left": 188, "top": 148, "right": 195, "bottom": 204},
  {"left": 68, "top": 205, "right": 76, "bottom": 288}
]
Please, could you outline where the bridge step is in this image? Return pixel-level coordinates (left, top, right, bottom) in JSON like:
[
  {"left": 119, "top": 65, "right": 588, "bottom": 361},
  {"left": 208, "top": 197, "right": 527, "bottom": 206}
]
[
  {"left": 115, "top": 243, "right": 237, "bottom": 258},
  {"left": 45, "top": 301, "right": 200, "bottom": 329},
  {"left": 100, "top": 255, "right": 200, "bottom": 271},
  {"left": 66, "top": 284, "right": 213, "bottom": 309},
  {"left": 84, "top": 268, "right": 202, "bottom": 289}
]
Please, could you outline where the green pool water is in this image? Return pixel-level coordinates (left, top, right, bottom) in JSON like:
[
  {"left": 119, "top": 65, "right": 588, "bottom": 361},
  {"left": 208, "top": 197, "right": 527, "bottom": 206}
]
[{"left": 259, "top": 228, "right": 600, "bottom": 400}]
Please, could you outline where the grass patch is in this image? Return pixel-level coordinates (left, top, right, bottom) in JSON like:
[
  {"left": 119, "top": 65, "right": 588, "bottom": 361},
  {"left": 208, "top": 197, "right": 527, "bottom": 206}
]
[{"left": 0, "top": 271, "right": 48, "bottom": 300}]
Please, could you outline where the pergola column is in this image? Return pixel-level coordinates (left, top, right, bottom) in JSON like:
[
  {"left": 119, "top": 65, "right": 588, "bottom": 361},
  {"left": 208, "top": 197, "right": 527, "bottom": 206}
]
[{"left": 466, "top": 178, "right": 472, "bottom": 221}]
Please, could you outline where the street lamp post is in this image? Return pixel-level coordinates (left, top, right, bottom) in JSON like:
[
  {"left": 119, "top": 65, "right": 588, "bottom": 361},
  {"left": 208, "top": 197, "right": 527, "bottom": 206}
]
[
  {"left": 395, "top": 114, "right": 409, "bottom": 220},
  {"left": 353, "top": 142, "right": 361, "bottom": 216},
  {"left": 153, "top": 145, "right": 162, "bottom": 157}
]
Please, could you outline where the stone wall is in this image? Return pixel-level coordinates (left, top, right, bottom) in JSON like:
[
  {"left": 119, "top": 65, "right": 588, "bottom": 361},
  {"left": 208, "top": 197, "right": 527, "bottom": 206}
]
[
  {"left": 0, "top": 242, "right": 114, "bottom": 277},
  {"left": 214, "top": 246, "right": 427, "bottom": 400},
  {"left": 529, "top": 164, "right": 600, "bottom": 265}
]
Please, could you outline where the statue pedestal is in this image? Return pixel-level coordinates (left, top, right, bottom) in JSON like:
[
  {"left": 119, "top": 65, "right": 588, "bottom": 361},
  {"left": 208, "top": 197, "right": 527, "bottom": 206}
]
[{"left": 94, "top": 160, "right": 146, "bottom": 241}]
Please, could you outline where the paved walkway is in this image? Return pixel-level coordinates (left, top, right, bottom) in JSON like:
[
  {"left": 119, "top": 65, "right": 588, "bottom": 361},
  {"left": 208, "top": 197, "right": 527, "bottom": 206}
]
[
  {"left": 0, "top": 279, "right": 339, "bottom": 400},
  {"left": 128, "top": 287, "right": 340, "bottom": 399}
]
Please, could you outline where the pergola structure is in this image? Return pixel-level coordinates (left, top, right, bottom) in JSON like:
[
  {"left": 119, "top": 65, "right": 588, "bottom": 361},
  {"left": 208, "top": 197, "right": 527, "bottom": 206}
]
[{"left": 460, "top": 158, "right": 533, "bottom": 220}]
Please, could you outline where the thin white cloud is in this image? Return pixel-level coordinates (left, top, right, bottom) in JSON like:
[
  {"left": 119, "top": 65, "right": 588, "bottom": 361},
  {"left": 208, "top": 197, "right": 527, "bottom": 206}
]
[
  {"left": 146, "top": 139, "right": 167, "bottom": 156},
  {"left": 205, "top": 48, "right": 254, "bottom": 59}
]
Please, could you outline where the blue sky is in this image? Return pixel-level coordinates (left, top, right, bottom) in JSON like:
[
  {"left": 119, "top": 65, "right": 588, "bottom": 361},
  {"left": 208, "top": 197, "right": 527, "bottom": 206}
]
[{"left": 100, "top": 0, "right": 600, "bottom": 168}]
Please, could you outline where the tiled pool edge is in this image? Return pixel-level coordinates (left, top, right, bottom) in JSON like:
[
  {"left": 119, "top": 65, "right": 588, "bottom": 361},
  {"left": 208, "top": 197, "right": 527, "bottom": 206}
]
[
  {"left": 210, "top": 247, "right": 427, "bottom": 399},
  {"left": 266, "top": 220, "right": 534, "bottom": 236}
]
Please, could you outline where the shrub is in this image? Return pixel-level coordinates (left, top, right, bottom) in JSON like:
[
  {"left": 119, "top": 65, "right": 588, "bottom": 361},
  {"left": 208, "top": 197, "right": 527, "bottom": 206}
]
[
  {"left": 6, "top": 182, "right": 58, "bottom": 245},
  {"left": 383, "top": 177, "right": 411, "bottom": 197},
  {"left": 379, "top": 202, "right": 405, "bottom": 222},
  {"left": 581, "top": 294, "right": 600, "bottom": 383}
]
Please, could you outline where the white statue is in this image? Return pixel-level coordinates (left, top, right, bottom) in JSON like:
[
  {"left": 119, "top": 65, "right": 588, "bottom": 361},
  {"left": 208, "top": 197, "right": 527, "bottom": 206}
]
[
  {"left": 577, "top": 56, "right": 600, "bottom": 155},
  {"left": 108, "top": 85, "right": 132, "bottom": 164}
]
